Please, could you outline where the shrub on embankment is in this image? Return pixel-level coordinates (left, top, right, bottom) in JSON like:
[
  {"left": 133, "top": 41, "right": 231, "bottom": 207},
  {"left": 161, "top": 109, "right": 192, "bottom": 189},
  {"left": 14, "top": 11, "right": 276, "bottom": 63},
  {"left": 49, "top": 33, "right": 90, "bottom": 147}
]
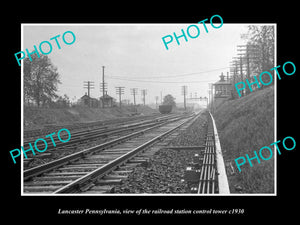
[{"left": 213, "top": 86, "right": 274, "bottom": 193}]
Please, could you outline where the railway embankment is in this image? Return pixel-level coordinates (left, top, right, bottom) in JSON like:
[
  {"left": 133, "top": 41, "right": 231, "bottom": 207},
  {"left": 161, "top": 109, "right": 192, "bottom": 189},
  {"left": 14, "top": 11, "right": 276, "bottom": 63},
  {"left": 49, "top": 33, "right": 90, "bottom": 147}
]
[
  {"left": 24, "top": 105, "right": 157, "bottom": 130},
  {"left": 213, "top": 86, "right": 274, "bottom": 193}
]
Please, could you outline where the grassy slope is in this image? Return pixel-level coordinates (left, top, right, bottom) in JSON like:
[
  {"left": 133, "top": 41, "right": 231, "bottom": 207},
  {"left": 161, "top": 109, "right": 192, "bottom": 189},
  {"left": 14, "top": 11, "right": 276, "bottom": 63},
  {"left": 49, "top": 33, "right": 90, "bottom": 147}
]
[
  {"left": 24, "top": 105, "right": 157, "bottom": 130},
  {"left": 214, "top": 86, "right": 274, "bottom": 193}
]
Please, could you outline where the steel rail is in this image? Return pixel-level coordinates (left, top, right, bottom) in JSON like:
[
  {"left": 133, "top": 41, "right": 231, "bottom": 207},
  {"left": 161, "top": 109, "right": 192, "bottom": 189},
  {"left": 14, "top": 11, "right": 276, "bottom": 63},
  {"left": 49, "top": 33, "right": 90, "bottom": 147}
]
[
  {"left": 23, "top": 114, "right": 182, "bottom": 150},
  {"left": 24, "top": 113, "right": 169, "bottom": 138},
  {"left": 23, "top": 114, "right": 192, "bottom": 181},
  {"left": 22, "top": 113, "right": 185, "bottom": 166},
  {"left": 54, "top": 115, "right": 196, "bottom": 193},
  {"left": 196, "top": 112, "right": 230, "bottom": 194}
]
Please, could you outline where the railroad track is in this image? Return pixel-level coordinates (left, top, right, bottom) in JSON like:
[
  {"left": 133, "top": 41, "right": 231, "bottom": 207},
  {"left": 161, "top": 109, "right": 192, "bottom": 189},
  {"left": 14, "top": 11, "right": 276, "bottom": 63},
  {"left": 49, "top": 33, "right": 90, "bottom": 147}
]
[
  {"left": 24, "top": 114, "right": 178, "bottom": 145},
  {"left": 184, "top": 112, "right": 230, "bottom": 194},
  {"left": 23, "top": 114, "right": 185, "bottom": 169},
  {"left": 23, "top": 113, "right": 197, "bottom": 194},
  {"left": 24, "top": 113, "right": 164, "bottom": 139},
  {"left": 196, "top": 116, "right": 217, "bottom": 194}
]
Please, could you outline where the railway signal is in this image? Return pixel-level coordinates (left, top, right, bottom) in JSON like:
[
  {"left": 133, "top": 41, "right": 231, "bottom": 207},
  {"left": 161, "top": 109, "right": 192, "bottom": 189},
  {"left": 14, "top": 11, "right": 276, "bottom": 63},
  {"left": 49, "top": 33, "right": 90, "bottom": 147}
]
[{"left": 188, "top": 95, "right": 208, "bottom": 108}]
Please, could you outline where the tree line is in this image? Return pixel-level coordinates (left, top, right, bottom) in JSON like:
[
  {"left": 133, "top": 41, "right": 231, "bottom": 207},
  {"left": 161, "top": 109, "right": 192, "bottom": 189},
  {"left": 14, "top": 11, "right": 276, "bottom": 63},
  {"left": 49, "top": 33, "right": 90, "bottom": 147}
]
[{"left": 23, "top": 54, "right": 70, "bottom": 107}]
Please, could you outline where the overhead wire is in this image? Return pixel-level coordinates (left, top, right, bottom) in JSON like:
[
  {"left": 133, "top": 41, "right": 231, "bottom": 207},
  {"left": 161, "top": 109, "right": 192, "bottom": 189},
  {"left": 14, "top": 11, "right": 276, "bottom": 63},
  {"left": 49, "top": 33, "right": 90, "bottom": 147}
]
[
  {"left": 107, "top": 66, "right": 229, "bottom": 83},
  {"left": 107, "top": 77, "right": 216, "bottom": 83}
]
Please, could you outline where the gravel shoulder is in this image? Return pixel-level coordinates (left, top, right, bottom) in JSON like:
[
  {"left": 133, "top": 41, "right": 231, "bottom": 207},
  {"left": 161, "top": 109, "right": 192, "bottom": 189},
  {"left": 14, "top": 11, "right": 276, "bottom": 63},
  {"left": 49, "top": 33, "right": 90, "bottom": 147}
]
[{"left": 113, "top": 111, "right": 208, "bottom": 194}]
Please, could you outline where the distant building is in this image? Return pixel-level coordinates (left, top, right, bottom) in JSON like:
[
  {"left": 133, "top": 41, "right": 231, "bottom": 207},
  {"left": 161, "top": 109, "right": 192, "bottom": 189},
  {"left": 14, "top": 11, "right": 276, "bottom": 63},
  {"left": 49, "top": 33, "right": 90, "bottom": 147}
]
[
  {"left": 213, "top": 72, "right": 233, "bottom": 107},
  {"left": 100, "top": 93, "right": 115, "bottom": 108},
  {"left": 79, "top": 93, "right": 99, "bottom": 107},
  {"left": 214, "top": 73, "right": 232, "bottom": 98},
  {"left": 121, "top": 99, "right": 130, "bottom": 105}
]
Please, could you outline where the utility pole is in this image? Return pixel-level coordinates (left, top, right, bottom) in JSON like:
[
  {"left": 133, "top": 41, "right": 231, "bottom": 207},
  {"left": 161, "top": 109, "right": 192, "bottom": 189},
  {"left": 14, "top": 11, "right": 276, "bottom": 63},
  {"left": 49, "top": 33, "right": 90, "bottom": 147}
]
[
  {"left": 239, "top": 56, "right": 243, "bottom": 95},
  {"left": 232, "top": 56, "right": 246, "bottom": 97},
  {"left": 130, "top": 88, "right": 138, "bottom": 106},
  {"left": 233, "top": 61, "right": 238, "bottom": 84},
  {"left": 83, "top": 81, "right": 94, "bottom": 107},
  {"left": 230, "top": 59, "right": 241, "bottom": 99},
  {"left": 181, "top": 85, "right": 187, "bottom": 110},
  {"left": 208, "top": 83, "right": 214, "bottom": 113},
  {"left": 204, "top": 96, "right": 208, "bottom": 108},
  {"left": 100, "top": 66, "right": 107, "bottom": 108},
  {"left": 237, "top": 44, "right": 261, "bottom": 94},
  {"left": 233, "top": 61, "right": 238, "bottom": 99},
  {"left": 83, "top": 81, "right": 94, "bottom": 98},
  {"left": 246, "top": 50, "right": 250, "bottom": 94},
  {"left": 208, "top": 88, "right": 211, "bottom": 112},
  {"left": 237, "top": 45, "right": 250, "bottom": 95},
  {"left": 141, "top": 89, "right": 147, "bottom": 106},
  {"left": 155, "top": 96, "right": 159, "bottom": 109},
  {"left": 115, "top": 87, "right": 125, "bottom": 107}
]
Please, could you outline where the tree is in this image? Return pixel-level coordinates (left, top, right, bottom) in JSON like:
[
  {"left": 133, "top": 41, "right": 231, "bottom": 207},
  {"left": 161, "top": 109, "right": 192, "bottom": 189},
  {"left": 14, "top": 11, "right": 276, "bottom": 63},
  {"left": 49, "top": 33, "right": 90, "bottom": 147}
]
[
  {"left": 52, "top": 94, "right": 70, "bottom": 108},
  {"left": 24, "top": 54, "right": 61, "bottom": 107},
  {"left": 242, "top": 25, "right": 275, "bottom": 85},
  {"left": 163, "top": 94, "right": 176, "bottom": 107}
]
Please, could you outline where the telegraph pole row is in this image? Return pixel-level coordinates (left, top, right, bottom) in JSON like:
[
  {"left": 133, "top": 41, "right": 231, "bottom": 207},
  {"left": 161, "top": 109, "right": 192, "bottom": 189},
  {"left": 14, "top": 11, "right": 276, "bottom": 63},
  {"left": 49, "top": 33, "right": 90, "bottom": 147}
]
[
  {"left": 115, "top": 87, "right": 125, "bottom": 107},
  {"left": 236, "top": 44, "right": 261, "bottom": 94}
]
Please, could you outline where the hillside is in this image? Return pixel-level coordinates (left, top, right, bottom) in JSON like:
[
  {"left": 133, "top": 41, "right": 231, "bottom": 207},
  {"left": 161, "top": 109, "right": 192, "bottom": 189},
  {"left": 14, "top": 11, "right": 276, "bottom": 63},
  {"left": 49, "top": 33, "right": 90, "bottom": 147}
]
[
  {"left": 213, "top": 86, "right": 274, "bottom": 193},
  {"left": 24, "top": 105, "right": 158, "bottom": 130}
]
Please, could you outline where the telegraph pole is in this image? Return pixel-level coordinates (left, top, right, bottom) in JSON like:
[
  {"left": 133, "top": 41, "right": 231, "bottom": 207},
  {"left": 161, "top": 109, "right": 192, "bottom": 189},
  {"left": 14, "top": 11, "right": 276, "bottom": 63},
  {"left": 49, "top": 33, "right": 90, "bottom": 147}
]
[
  {"left": 130, "top": 88, "right": 138, "bottom": 106},
  {"left": 100, "top": 66, "right": 107, "bottom": 108},
  {"left": 238, "top": 56, "right": 246, "bottom": 97},
  {"left": 115, "top": 87, "right": 125, "bottom": 107},
  {"left": 181, "top": 85, "right": 187, "bottom": 110},
  {"left": 237, "top": 44, "right": 261, "bottom": 94},
  {"left": 233, "top": 56, "right": 246, "bottom": 97},
  {"left": 141, "top": 89, "right": 147, "bottom": 106},
  {"left": 155, "top": 96, "right": 159, "bottom": 109},
  {"left": 83, "top": 81, "right": 95, "bottom": 107},
  {"left": 208, "top": 83, "right": 214, "bottom": 113},
  {"left": 208, "top": 87, "right": 211, "bottom": 112}
]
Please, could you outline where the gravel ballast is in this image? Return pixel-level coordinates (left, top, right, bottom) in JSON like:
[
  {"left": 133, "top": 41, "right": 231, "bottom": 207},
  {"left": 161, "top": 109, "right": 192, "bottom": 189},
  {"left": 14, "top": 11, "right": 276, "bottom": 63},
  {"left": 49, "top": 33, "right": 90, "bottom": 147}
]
[{"left": 113, "top": 111, "right": 208, "bottom": 194}]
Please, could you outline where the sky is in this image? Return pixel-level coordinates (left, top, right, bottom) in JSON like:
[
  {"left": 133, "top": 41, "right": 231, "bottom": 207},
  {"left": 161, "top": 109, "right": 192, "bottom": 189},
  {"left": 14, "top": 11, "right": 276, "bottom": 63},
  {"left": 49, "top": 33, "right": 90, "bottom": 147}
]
[{"left": 22, "top": 23, "right": 248, "bottom": 106}]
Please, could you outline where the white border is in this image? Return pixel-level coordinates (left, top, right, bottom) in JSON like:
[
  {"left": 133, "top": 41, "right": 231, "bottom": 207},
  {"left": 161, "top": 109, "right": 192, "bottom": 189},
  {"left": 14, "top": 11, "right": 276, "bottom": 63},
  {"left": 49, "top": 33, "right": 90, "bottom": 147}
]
[{"left": 21, "top": 23, "right": 277, "bottom": 196}]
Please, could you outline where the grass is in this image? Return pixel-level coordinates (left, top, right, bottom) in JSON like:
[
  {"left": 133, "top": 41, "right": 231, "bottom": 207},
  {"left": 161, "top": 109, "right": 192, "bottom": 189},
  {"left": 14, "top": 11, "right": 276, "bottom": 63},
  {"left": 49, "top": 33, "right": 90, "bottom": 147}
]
[
  {"left": 24, "top": 105, "right": 157, "bottom": 130},
  {"left": 213, "top": 86, "right": 274, "bottom": 193}
]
